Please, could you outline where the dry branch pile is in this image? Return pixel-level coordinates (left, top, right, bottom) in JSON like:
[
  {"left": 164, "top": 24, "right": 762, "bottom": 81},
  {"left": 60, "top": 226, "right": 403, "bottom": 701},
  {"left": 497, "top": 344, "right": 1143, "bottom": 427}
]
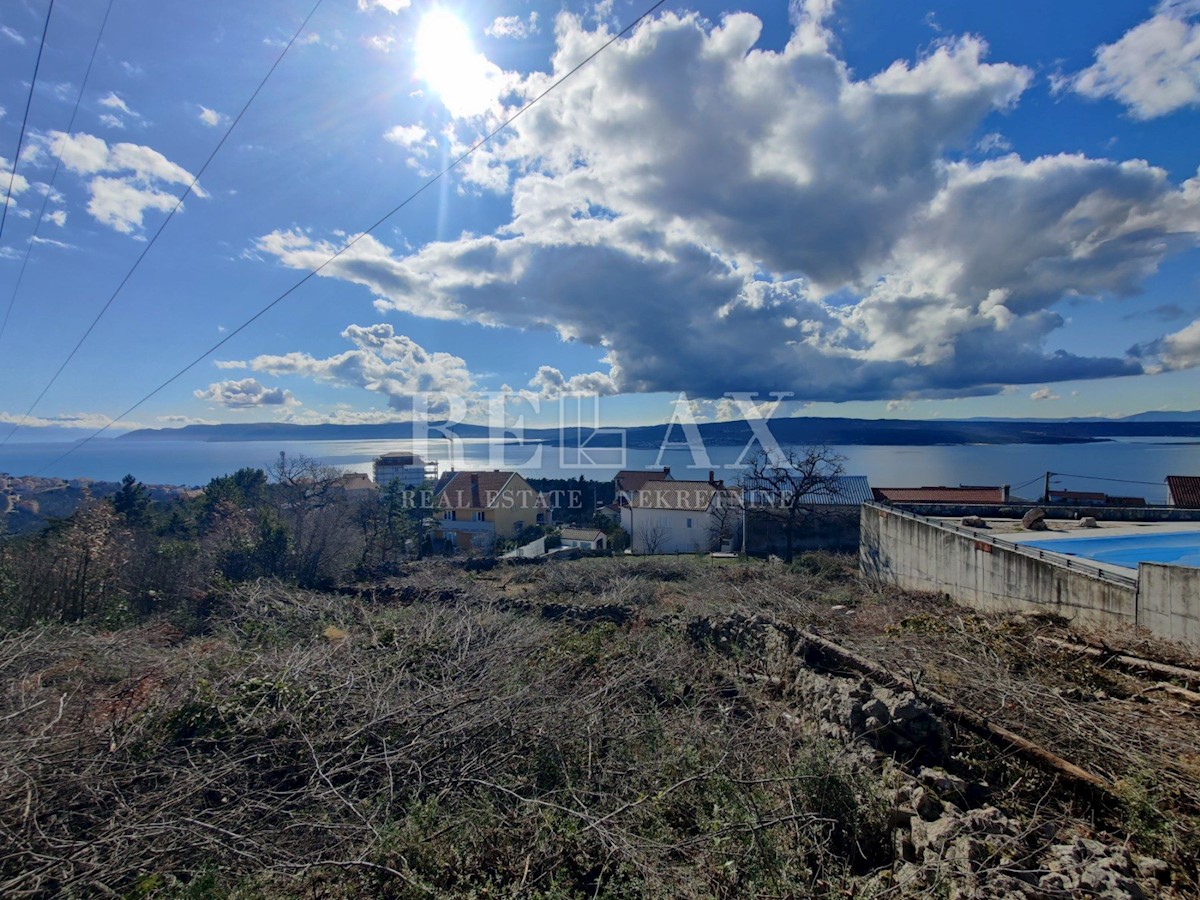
[
  {"left": 0, "top": 553, "right": 1197, "bottom": 897},
  {"left": 1, "top": 579, "right": 888, "bottom": 898}
]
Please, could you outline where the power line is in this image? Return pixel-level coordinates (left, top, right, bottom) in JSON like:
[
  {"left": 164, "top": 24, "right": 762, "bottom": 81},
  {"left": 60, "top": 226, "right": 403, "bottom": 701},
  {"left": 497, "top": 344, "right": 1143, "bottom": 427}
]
[
  {"left": 1009, "top": 474, "right": 1044, "bottom": 492},
  {"left": 1, "top": 0, "right": 324, "bottom": 449},
  {"left": 1048, "top": 471, "right": 1169, "bottom": 488},
  {"left": 0, "top": 0, "right": 55, "bottom": 245},
  {"left": 0, "top": 0, "right": 115, "bottom": 347},
  {"left": 34, "top": 0, "right": 672, "bottom": 476}
]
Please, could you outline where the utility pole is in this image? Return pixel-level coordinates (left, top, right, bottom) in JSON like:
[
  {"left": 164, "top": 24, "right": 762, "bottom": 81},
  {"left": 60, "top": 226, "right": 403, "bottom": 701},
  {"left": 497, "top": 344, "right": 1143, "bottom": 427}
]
[
  {"left": 1042, "top": 471, "right": 1052, "bottom": 505},
  {"left": 742, "top": 487, "right": 748, "bottom": 557}
]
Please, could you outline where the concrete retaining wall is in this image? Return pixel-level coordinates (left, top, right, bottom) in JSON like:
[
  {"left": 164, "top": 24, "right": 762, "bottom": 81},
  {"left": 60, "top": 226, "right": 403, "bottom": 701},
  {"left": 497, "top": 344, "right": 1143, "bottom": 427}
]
[
  {"left": 862, "top": 503, "right": 1200, "bottom": 648},
  {"left": 1138, "top": 563, "right": 1200, "bottom": 647},
  {"left": 860, "top": 504, "right": 1138, "bottom": 630}
]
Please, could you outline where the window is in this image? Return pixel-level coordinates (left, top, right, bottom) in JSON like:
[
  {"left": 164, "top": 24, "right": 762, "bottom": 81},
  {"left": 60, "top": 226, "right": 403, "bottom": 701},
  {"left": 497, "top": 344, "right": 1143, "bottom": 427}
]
[
  {"left": 473, "top": 511, "right": 485, "bottom": 521},
  {"left": 686, "top": 517, "right": 693, "bottom": 528},
  {"left": 443, "top": 510, "right": 456, "bottom": 521}
]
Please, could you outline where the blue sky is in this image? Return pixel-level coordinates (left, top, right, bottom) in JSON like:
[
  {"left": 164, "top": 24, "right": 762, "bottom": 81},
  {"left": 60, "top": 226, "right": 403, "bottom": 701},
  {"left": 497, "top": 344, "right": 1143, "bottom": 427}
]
[{"left": 1, "top": 0, "right": 1199, "bottom": 434}]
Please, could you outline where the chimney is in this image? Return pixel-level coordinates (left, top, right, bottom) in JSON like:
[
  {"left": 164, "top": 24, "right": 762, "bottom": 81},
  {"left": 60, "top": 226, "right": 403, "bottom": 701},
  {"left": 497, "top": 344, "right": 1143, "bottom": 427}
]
[
  {"left": 708, "top": 470, "right": 715, "bottom": 484},
  {"left": 663, "top": 467, "right": 670, "bottom": 476},
  {"left": 1001, "top": 484, "right": 1010, "bottom": 502}
]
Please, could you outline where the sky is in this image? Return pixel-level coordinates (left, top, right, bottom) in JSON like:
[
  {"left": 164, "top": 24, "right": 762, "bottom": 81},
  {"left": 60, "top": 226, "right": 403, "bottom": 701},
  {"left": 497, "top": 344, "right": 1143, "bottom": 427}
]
[{"left": 1, "top": 0, "right": 1200, "bottom": 435}]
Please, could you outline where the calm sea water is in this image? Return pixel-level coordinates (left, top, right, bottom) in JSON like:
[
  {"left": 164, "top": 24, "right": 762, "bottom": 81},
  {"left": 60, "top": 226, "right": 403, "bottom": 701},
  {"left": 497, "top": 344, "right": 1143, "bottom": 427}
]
[{"left": 2, "top": 436, "right": 1199, "bottom": 502}]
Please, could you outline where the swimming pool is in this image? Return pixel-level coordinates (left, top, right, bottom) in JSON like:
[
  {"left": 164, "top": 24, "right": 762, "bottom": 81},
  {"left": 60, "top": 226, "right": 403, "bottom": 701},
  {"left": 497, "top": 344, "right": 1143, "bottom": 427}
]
[{"left": 1024, "top": 531, "right": 1200, "bottom": 570}]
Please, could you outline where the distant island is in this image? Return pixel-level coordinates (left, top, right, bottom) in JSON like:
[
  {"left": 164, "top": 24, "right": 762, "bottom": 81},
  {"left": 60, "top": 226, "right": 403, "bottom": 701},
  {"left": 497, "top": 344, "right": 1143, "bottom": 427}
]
[{"left": 118, "top": 412, "right": 1200, "bottom": 447}]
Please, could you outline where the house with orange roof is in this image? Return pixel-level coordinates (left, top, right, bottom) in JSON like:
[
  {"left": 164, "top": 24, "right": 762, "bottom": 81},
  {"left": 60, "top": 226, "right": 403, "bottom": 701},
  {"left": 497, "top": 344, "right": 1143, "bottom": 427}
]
[
  {"left": 433, "top": 470, "right": 552, "bottom": 552},
  {"left": 613, "top": 466, "right": 673, "bottom": 504},
  {"left": 872, "top": 485, "right": 1010, "bottom": 504},
  {"left": 1166, "top": 475, "right": 1200, "bottom": 508}
]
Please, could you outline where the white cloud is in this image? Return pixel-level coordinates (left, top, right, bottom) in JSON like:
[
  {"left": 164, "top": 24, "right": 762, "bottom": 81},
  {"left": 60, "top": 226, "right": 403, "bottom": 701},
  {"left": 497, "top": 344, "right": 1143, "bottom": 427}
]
[
  {"left": 233, "top": 324, "right": 475, "bottom": 414},
  {"left": 384, "top": 123, "right": 435, "bottom": 157},
  {"left": 525, "top": 364, "right": 619, "bottom": 398},
  {"left": 0, "top": 156, "right": 30, "bottom": 204},
  {"left": 158, "top": 414, "right": 219, "bottom": 426},
  {"left": 31, "top": 235, "right": 73, "bottom": 250},
  {"left": 194, "top": 378, "right": 298, "bottom": 409},
  {"left": 976, "top": 132, "right": 1012, "bottom": 154},
  {"left": 35, "top": 131, "right": 207, "bottom": 234},
  {"left": 366, "top": 34, "right": 396, "bottom": 52},
  {"left": 1133, "top": 318, "right": 1200, "bottom": 371},
  {"left": 487, "top": 12, "right": 540, "bottom": 40},
  {"left": 86, "top": 177, "right": 178, "bottom": 234},
  {"left": 254, "top": 10, "right": 1200, "bottom": 403},
  {"left": 1030, "top": 387, "right": 1060, "bottom": 401},
  {"left": 0, "top": 411, "right": 144, "bottom": 430},
  {"left": 97, "top": 92, "right": 140, "bottom": 129},
  {"left": 357, "top": 0, "right": 410, "bottom": 13},
  {"left": 198, "top": 106, "right": 226, "bottom": 127},
  {"left": 1, "top": 25, "right": 25, "bottom": 44},
  {"left": 1072, "top": 1, "right": 1200, "bottom": 119},
  {"left": 99, "top": 92, "right": 136, "bottom": 116}
]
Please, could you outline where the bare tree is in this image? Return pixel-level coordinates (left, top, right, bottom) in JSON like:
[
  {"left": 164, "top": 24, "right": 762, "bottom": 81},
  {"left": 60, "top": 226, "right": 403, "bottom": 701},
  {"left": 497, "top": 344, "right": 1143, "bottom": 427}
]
[
  {"left": 707, "top": 491, "right": 743, "bottom": 553},
  {"left": 267, "top": 452, "right": 358, "bottom": 587},
  {"left": 636, "top": 521, "right": 671, "bottom": 555},
  {"left": 739, "top": 446, "right": 845, "bottom": 562}
]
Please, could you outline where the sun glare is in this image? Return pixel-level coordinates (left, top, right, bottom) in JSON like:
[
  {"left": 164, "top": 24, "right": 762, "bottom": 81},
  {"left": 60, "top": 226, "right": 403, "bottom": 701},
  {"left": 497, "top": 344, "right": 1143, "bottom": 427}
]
[{"left": 414, "top": 9, "right": 499, "bottom": 118}]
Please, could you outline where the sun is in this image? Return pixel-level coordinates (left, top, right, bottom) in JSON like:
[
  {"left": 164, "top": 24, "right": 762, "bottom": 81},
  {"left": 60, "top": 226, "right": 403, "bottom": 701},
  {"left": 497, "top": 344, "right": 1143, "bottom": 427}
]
[{"left": 414, "top": 9, "right": 499, "bottom": 118}]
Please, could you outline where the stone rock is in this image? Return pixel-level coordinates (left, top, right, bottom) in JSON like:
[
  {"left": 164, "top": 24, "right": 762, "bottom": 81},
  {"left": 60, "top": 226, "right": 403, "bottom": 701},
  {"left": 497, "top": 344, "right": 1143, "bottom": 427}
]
[
  {"left": 1021, "top": 508, "right": 1048, "bottom": 530},
  {"left": 912, "top": 786, "right": 944, "bottom": 822},
  {"left": 918, "top": 766, "right": 968, "bottom": 801},
  {"left": 1135, "top": 856, "right": 1170, "bottom": 885},
  {"left": 862, "top": 697, "right": 890, "bottom": 723},
  {"left": 961, "top": 515, "right": 987, "bottom": 527},
  {"left": 1043, "top": 838, "right": 1148, "bottom": 900},
  {"left": 891, "top": 693, "right": 925, "bottom": 721},
  {"left": 1078, "top": 516, "right": 1099, "bottom": 528}
]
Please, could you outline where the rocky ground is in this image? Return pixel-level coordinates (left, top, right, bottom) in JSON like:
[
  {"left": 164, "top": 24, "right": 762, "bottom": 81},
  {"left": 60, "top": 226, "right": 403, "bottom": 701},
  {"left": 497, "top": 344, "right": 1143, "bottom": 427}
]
[{"left": 2, "top": 553, "right": 1197, "bottom": 897}]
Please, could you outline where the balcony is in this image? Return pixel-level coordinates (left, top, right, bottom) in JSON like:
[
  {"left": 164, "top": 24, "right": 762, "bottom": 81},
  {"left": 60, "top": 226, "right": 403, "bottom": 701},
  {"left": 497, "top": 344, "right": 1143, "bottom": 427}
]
[{"left": 435, "top": 518, "right": 495, "bottom": 534}]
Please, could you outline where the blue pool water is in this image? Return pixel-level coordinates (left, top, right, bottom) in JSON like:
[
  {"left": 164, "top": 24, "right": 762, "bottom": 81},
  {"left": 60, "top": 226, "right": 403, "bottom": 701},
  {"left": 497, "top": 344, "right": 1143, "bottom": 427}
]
[{"left": 1024, "top": 532, "right": 1200, "bottom": 570}]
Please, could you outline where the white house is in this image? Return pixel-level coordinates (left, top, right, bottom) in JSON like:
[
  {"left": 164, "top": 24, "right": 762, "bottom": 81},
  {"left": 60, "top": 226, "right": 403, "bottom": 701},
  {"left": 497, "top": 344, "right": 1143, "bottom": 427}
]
[
  {"left": 559, "top": 527, "right": 608, "bottom": 550},
  {"left": 374, "top": 452, "right": 436, "bottom": 488},
  {"left": 620, "top": 479, "right": 741, "bottom": 554}
]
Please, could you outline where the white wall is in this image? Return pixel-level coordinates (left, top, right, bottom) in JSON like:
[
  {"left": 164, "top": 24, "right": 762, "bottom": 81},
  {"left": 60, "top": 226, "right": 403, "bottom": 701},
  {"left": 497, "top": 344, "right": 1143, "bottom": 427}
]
[{"left": 621, "top": 507, "right": 712, "bottom": 554}]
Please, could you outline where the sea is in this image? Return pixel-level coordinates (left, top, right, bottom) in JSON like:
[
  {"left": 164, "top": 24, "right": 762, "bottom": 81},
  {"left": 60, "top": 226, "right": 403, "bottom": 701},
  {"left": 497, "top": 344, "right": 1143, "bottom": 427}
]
[{"left": 3, "top": 435, "right": 1199, "bottom": 504}]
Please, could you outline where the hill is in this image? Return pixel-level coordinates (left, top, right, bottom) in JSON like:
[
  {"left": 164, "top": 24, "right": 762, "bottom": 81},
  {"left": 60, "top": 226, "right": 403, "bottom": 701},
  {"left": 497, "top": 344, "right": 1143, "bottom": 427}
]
[{"left": 118, "top": 412, "right": 1200, "bottom": 446}]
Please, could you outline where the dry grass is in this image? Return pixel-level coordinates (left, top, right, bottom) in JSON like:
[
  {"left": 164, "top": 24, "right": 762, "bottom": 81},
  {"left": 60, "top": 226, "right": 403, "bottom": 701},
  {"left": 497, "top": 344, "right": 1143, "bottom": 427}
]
[
  {"left": 0, "top": 576, "right": 890, "bottom": 898},
  {"left": 2, "top": 553, "right": 1199, "bottom": 896}
]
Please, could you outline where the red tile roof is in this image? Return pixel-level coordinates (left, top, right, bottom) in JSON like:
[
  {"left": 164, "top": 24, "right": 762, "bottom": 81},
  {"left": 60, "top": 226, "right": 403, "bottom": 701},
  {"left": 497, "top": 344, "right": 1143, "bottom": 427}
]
[
  {"left": 614, "top": 467, "right": 672, "bottom": 493},
  {"left": 1167, "top": 475, "right": 1200, "bottom": 508},
  {"left": 872, "top": 486, "right": 1007, "bottom": 504},
  {"left": 435, "top": 471, "right": 548, "bottom": 510}
]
